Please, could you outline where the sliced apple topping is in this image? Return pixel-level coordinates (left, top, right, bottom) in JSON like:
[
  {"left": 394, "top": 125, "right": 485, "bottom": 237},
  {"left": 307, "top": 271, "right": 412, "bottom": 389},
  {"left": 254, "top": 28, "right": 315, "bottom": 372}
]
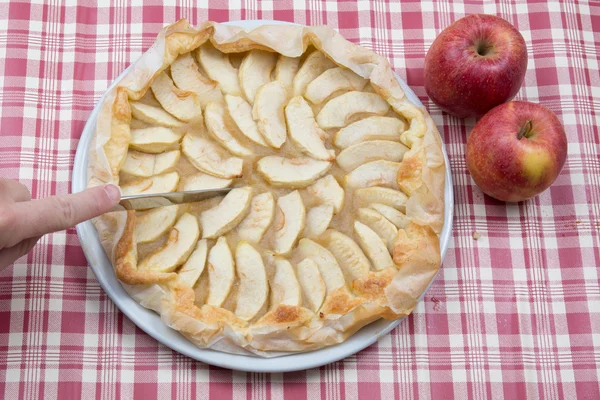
[
  {"left": 181, "top": 173, "right": 232, "bottom": 191},
  {"left": 285, "top": 96, "right": 335, "bottom": 161},
  {"left": 150, "top": 71, "right": 202, "bottom": 122},
  {"left": 196, "top": 44, "right": 242, "bottom": 96},
  {"left": 121, "top": 150, "right": 180, "bottom": 177},
  {"left": 234, "top": 241, "right": 269, "bottom": 320},
  {"left": 354, "top": 186, "right": 408, "bottom": 209},
  {"left": 177, "top": 239, "right": 208, "bottom": 287},
  {"left": 225, "top": 95, "right": 268, "bottom": 146},
  {"left": 296, "top": 258, "right": 326, "bottom": 312},
  {"left": 353, "top": 221, "right": 394, "bottom": 271},
  {"left": 369, "top": 203, "right": 409, "bottom": 229},
  {"left": 120, "top": 171, "right": 179, "bottom": 196},
  {"left": 292, "top": 51, "right": 336, "bottom": 96},
  {"left": 305, "top": 175, "right": 345, "bottom": 213},
  {"left": 344, "top": 160, "right": 401, "bottom": 189},
  {"left": 305, "top": 67, "right": 368, "bottom": 104},
  {"left": 257, "top": 156, "right": 331, "bottom": 188},
  {"left": 318, "top": 229, "right": 371, "bottom": 281},
  {"left": 252, "top": 81, "right": 288, "bottom": 148},
  {"left": 130, "top": 102, "right": 185, "bottom": 128},
  {"left": 181, "top": 133, "right": 243, "bottom": 179},
  {"left": 239, "top": 50, "right": 277, "bottom": 104},
  {"left": 237, "top": 192, "right": 275, "bottom": 243},
  {"left": 204, "top": 102, "right": 252, "bottom": 157},
  {"left": 316, "top": 92, "right": 390, "bottom": 129},
  {"left": 129, "top": 126, "right": 183, "bottom": 154},
  {"left": 206, "top": 236, "right": 235, "bottom": 307},
  {"left": 138, "top": 213, "right": 200, "bottom": 272},
  {"left": 134, "top": 206, "right": 179, "bottom": 244},
  {"left": 356, "top": 208, "right": 398, "bottom": 252},
  {"left": 336, "top": 140, "right": 408, "bottom": 172},
  {"left": 297, "top": 238, "right": 346, "bottom": 292},
  {"left": 269, "top": 257, "right": 302, "bottom": 307},
  {"left": 200, "top": 187, "right": 252, "bottom": 239},
  {"left": 274, "top": 55, "right": 300, "bottom": 87},
  {"left": 170, "top": 53, "right": 223, "bottom": 109},
  {"left": 273, "top": 191, "right": 306, "bottom": 255},
  {"left": 334, "top": 116, "right": 407, "bottom": 149},
  {"left": 304, "top": 204, "right": 334, "bottom": 238}
]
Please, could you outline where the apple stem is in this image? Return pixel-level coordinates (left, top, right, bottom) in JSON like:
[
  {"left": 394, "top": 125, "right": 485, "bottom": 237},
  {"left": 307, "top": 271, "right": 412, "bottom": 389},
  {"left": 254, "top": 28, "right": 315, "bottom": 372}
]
[{"left": 517, "top": 120, "right": 533, "bottom": 140}]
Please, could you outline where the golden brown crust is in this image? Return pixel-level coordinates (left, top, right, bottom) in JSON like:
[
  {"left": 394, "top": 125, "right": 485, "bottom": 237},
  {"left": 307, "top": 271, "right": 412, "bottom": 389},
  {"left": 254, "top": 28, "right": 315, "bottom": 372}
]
[{"left": 89, "top": 20, "right": 446, "bottom": 355}]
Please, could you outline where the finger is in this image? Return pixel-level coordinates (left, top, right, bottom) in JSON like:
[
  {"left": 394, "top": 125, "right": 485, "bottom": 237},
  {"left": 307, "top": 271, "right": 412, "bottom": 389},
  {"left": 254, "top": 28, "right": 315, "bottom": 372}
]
[
  {"left": 0, "top": 184, "right": 121, "bottom": 247},
  {"left": 0, "top": 179, "right": 31, "bottom": 202},
  {"left": 0, "top": 236, "right": 40, "bottom": 272}
]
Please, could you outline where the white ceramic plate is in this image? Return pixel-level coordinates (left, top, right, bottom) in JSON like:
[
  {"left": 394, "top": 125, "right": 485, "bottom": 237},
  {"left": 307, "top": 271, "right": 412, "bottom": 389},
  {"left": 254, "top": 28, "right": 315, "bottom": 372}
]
[{"left": 72, "top": 20, "right": 454, "bottom": 373}]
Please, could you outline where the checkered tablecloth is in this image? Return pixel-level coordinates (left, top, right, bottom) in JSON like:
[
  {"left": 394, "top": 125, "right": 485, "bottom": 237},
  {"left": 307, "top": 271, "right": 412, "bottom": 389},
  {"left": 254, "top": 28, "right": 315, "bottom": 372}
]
[{"left": 1, "top": 0, "right": 599, "bottom": 398}]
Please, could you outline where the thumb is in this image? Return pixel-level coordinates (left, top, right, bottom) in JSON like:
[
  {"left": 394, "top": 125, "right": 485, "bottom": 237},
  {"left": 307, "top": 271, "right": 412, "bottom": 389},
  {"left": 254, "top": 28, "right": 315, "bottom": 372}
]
[{"left": 0, "top": 184, "right": 121, "bottom": 248}]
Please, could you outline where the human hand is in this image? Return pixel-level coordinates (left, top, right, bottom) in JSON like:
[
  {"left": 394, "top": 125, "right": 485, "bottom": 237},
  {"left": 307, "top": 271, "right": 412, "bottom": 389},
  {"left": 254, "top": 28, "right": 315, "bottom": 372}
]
[{"left": 0, "top": 179, "right": 121, "bottom": 271}]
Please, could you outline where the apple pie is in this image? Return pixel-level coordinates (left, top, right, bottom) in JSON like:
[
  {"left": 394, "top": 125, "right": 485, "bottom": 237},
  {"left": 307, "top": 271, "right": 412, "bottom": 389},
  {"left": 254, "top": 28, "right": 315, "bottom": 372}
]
[{"left": 88, "top": 20, "right": 446, "bottom": 355}]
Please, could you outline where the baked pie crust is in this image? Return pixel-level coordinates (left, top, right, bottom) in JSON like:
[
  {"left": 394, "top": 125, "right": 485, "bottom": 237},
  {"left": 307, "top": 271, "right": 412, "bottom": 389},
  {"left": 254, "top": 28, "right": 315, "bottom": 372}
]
[{"left": 88, "top": 20, "right": 446, "bottom": 355}]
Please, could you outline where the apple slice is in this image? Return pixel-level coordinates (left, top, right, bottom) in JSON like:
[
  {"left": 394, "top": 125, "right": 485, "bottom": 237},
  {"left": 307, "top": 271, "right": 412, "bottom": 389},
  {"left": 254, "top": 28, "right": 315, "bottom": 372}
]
[
  {"left": 170, "top": 53, "right": 223, "bottom": 109},
  {"left": 305, "top": 67, "right": 368, "bottom": 104},
  {"left": 304, "top": 204, "right": 334, "bottom": 238},
  {"left": 269, "top": 257, "right": 302, "bottom": 307},
  {"left": 206, "top": 236, "right": 235, "bottom": 307},
  {"left": 204, "top": 102, "right": 252, "bottom": 157},
  {"left": 239, "top": 50, "right": 277, "bottom": 104},
  {"left": 252, "top": 81, "right": 288, "bottom": 148},
  {"left": 150, "top": 71, "right": 202, "bottom": 122},
  {"left": 196, "top": 44, "right": 242, "bottom": 96},
  {"left": 353, "top": 221, "right": 394, "bottom": 271},
  {"left": 273, "top": 190, "right": 306, "bottom": 255},
  {"left": 237, "top": 192, "right": 275, "bottom": 243},
  {"left": 134, "top": 206, "right": 179, "bottom": 244},
  {"left": 200, "top": 187, "right": 252, "bottom": 239},
  {"left": 274, "top": 55, "right": 300, "bottom": 87},
  {"left": 225, "top": 95, "right": 268, "bottom": 146},
  {"left": 297, "top": 238, "right": 346, "bottom": 292},
  {"left": 257, "top": 156, "right": 331, "bottom": 188},
  {"left": 316, "top": 92, "right": 390, "bottom": 129},
  {"left": 305, "top": 175, "right": 345, "bottom": 213},
  {"left": 318, "top": 229, "right": 371, "bottom": 281},
  {"left": 181, "top": 133, "right": 243, "bottom": 179},
  {"left": 344, "top": 160, "right": 401, "bottom": 189},
  {"left": 336, "top": 140, "right": 408, "bottom": 172},
  {"left": 354, "top": 186, "right": 408, "bottom": 209},
  {"left": 292, "top": 51, "right": 336, "bottom": 96},
  {"left": 138, "top": 213, "right": 200, "bottom": 272},
  {"left": 334, "top": 116, "right": 406, "bottom": 149},
  {"left": 130, "top": 102, "right": 185, "bottom": 128},
  {"left": 121, "top": 150, "right": 180, "bottom": 177},
  {"left": 285, "top": 96, "right": 335, "bottom": 161},
  {"left": 181, "top": 173, "right": 232, "bottom": 191},
  {"left": 234, "top": 242, "right": 269, "bottom": 320},
  {"left": 120, "top": 171, "right": 179, "bottom": 196},
  {"left": 129, "top": 127, "right": 183, "bottom": 153},
  {"left": 177, "top": 239, "right": 208, "bottom": 287},
  {"left": 356, "top": 208, "right": 398, "bottom": 252},
  {"left": 296, "top": 258, "right": 326, "bottom": 312},
  {"left": 369, "top": 203, "right": 409, "bottom": 229}
]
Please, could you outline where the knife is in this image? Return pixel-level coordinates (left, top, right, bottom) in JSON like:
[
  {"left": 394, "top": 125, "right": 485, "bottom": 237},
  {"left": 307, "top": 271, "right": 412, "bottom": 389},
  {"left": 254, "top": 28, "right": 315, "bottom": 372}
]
[{"left": 109, "top": 188, "right": 233, "bottom": 212}]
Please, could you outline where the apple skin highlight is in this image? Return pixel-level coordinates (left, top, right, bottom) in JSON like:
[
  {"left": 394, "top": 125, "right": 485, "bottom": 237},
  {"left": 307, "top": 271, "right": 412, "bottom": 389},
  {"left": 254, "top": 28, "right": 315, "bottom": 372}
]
[
  {"left": 466, "top": 101, "right": 567, "bottom": 202},
  {"left": 424, "top": 14, "right": 528, "bottom": 118}
]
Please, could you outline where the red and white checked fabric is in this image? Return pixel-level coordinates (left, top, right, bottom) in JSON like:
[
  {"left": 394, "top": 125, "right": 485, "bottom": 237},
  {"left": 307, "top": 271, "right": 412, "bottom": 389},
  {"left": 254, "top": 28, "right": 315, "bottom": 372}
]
[{"left": 0, "top": 0, "right": 599, "bottom": 399}]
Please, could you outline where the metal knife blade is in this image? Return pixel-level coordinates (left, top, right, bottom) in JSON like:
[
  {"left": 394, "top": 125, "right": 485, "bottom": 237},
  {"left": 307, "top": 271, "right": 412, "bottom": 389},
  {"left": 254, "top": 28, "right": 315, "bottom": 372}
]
[{"left": 109, "top": 188, "right": 232, "bottom": 212}]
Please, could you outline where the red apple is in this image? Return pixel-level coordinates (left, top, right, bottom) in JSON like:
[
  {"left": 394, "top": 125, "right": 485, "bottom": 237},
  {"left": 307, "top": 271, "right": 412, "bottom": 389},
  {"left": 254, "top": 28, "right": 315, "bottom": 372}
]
[
  {"left": 424, "top": 14, "right": 527, "bottom": 118},
  {"left": 466, "top": 101, "right": 567, "bottom": 202}
]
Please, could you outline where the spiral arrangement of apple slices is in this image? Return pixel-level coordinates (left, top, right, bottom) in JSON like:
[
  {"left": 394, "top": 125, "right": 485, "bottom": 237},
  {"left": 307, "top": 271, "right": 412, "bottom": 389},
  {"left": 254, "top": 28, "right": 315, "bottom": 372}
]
[{"left": 114, "top": 43, "right": 425, "bottom": 344}]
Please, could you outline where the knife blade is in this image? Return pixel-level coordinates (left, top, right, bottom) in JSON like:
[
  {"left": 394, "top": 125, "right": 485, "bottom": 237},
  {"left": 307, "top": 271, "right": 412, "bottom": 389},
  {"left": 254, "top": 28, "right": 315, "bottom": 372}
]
[{"left": 109, "top": 188, "right": 233, "bottom": 212}]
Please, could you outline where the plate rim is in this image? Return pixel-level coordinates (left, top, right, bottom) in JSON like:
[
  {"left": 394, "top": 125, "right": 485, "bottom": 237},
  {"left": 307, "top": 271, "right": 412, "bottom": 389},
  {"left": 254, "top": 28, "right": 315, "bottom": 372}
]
[{"left": 72, "top": 19, "right": 454, "bottom": 373}]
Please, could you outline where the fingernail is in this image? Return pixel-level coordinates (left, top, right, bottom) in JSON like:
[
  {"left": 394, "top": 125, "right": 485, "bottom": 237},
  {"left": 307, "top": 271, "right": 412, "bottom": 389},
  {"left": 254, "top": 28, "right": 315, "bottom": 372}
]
[{"left": 104, "top": 184, "right": 121, "bottom": 202}]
